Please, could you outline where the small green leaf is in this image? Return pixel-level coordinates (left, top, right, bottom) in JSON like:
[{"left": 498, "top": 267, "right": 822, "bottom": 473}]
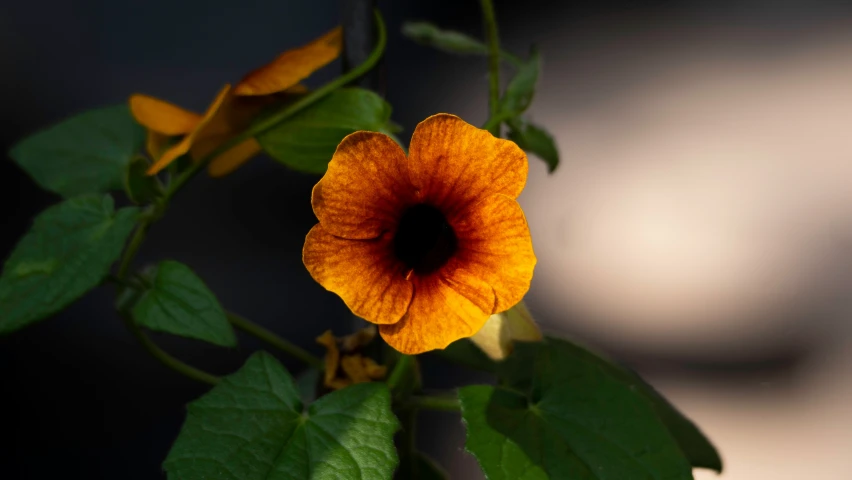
[
  {"left": 10, "top": 105, "right": 145, "bottom": 198},
  {"left": 131, "top": 260, "right": 236, "bottom": 348},
  {"left": 0, "top": 195, "right": 139, "bottom": 334},
  {"left": 257, "top": 88, "right": 393, "bottom": 174},
  {"left": 499, "top": 46, "right": 541, "bottom": 118},
  {"left": 402, "top": 22, "right": 489, "bottom": 55},
  {"left": 507, "top": 118, "right": 559, "bottom": 173},
  {"left": 461, "top": 338, "right": 698, "bottom": 480},
  {"left": 164, "top": 352, "right": 400, "bottom": 480},
  {"left": 123, "top": 156, "right": 163, "bottom": 205}
]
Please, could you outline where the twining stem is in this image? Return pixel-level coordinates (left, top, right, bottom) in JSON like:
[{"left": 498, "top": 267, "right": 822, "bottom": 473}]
[
  {"left": 406, "top": 394, "right": 461, "bottom": 412},
  {"left": 112, "top": 10, "right": 387, "bottom": 383},
  {"left": 119, "top": 312, "right": 220, "bottom": 385},
  {"left": 110, "top": 276, "right": 323, "bottom": 369},
  {"left": 397, "top": 407, "right": 417, "bottom": 476},
  {"left": 386, "top": 354, "right": 415, "bottom": 392},
  {"left": 117, "top": 220, "right": 150, "bottom": 279},
  {"left": 480, "top": 0, "right": 502, "bottom": 137},
  {"left": 163, "top": 9, "right": 387, "bottom": 203},
  {"left": 226, "top": 312, "right": 323, "bottom": 368},
  {"left": 481, "top": 114, "right": 503, "bottom": 134}
]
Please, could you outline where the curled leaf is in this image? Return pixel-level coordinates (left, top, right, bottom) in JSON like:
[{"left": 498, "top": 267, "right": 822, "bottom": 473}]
[{"left": 470, "top": 301, "right": 542, "bottom": 360}]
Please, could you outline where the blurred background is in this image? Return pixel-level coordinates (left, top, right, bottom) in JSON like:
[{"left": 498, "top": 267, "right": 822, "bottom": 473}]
[{"left": 2, "top": 0, "right": 851, "bottom": 478}]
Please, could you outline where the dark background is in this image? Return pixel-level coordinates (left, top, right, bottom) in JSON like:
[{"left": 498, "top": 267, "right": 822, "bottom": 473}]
[{"left": 2, "top": 1, "right": 851, "bottom": 478}]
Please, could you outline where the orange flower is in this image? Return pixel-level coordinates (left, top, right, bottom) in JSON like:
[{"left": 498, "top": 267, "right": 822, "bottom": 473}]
[
  {"left": 303, "top": 114, "right": 536, "bottom": 354},
  {"left": 235, "top": 27, "right": 342, "bottom": 96},
  {"left": 129, "top": 26, "right": 342, "bottom": 176}
]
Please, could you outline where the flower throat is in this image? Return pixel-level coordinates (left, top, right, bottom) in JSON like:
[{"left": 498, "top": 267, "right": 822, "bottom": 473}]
[{"left": 393, "top": 204, "right": 458, "bottom": 275}]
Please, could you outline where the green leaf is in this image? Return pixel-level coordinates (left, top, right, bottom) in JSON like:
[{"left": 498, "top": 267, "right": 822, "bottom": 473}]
[
  {"left": 402, "top": 22, "right": 489, "bottom": 55},
  {"left": 0, "top": 195, "right": 139, "bottom": 334},
  {"left": 131, "top": 260, "right": 236, "bottom": 348},
  {"left": 507, "top": 118, "right": 559, "bottom": 173},
  {"left": 164, "top": 352, "right": 400, "bottom": 480},
  {"left": 643, "top": 388, "right": 722, "bottom": 472},
  {"left": 257, "top": 88, "right": 392, "bottom": 174},
  {"left": 499, "top": 46, "right": 541, "bottom": 118},
  {"left": 296, "top": 367, "right": 321, "bottom": 405},
  {"left": 10, "top": 105, "right": 146, "bottom": 198},
  {"left": 461, "top": 338, "right": 697, "bottom": 480},
  {"left": 535, "top": 337, "right": 723, "bottom": 472},
  {"left": 123, "top": 156, "right": 163, "bottom": 205}
]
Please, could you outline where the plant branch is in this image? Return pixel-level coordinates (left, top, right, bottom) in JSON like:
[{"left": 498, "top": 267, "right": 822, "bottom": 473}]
[
  {"left": 405, "top": 394, "right": 461, "bottom": 412},
  {"left": 163, "top": 8, "right": 388, "bottom": 202},
  {"left": 226, "top": 311, "right": 323, "bottom": 369},
  {"left": 480, "top": 0, "right": 502, "bottom": 136},
  {"left": 120, "top": 312, "right": 220, "bottom": 385},
  {"left": 117, "top": 221, "right": 150, "bottom": 279},
  {"left": 386, "top": 354, "right": 414, "bottom": 392},
  {"left": 397, "top": 406, "right": 417, "bottom": 477},
  {"left": 109, "top": 10, "right": 387, "bottom": 383}
]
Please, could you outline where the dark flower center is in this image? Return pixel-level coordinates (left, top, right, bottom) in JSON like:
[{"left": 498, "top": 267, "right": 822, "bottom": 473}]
[{"left": 394, "top": 204, "right": 458, "bottom": 275}]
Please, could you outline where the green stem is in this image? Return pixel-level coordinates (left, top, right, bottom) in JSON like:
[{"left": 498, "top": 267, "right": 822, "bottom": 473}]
[
  {"left": 120, "top": 313, "right": 220, "bottom": 385},
  {"left": 386, "top": 354, "right": 414, "bottom": 392},
  {"left": 110, "top": 9, "right": 387, "bottom": 384},
  {"left": 406, "top": 394, "right": 461, "bottom": 412},
  {"left": 117, "top": 221, "right": 150, "bottom": 279},
  {"left": 162, "top": 8, "right": 388, "bottom": 203},
  {"left": 227, "top": 312, "right": 323, "bottom": 368},
  {"left": 480, "top": 0, "right": 502, "bottom": 137},
  {"left": 481, "top": 114, "right": 504, "bottom": 134},
  {"left": 397, "top": 406, "right": 417, "bottom": 476}
]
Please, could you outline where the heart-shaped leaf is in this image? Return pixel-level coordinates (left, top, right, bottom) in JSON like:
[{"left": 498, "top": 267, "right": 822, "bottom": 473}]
[
  {"left": 0, "top": 195, "right": 139, "bottom": 334},
  {"left": 164, "top": 352, "right": 400, "bottom": 480},
  {"left": 131, "top": 260, "right": 237, "bottom": 348},
  {"left": 257, "top": 88, "right": 393, "bottom": 174},
  {"left": 461, "top": 338, "right": 717, "bottom": 479},
  {"left": 10, "top": 105, "right": 145, "bottom": 197}
]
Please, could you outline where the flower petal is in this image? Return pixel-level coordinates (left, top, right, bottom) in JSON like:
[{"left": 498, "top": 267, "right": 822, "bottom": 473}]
[
  {"left": 379, "top": 272, "right": 495, "bottom": 354},
  {"left": 312, "top": 131, "right": 413, "bottom": 239},
  {"left": 340, "top": 354, "right": 373, "bottom": 383},
  {"left": 406, "top": 113, "right": 528, "bottom": 218},
  {"left": 206, "top": 138, "right": 263, "bottom": 177},
  {"left": 130, "top": 94, "right": 201, "bottom": 135},
  {"left": 189, "top": 90, "right": 284, "bottom": 177},
  {"left": 452, "top": 193, "right": 536, "bottom": 313},
  {"left": 316, "top": 330, "right": 342, "bottom": 388},
  {"left": 235, "top": 27, "right": 343, "bottom": 96},
  {"left": 303, "top": 224, "right": 413, "bottom": 325},
  {"left": 145, "top": 131, "right": 170, "bottom": 161},
  {"left": 146, "top": 85, "right": 231, "bottom": 175}
]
